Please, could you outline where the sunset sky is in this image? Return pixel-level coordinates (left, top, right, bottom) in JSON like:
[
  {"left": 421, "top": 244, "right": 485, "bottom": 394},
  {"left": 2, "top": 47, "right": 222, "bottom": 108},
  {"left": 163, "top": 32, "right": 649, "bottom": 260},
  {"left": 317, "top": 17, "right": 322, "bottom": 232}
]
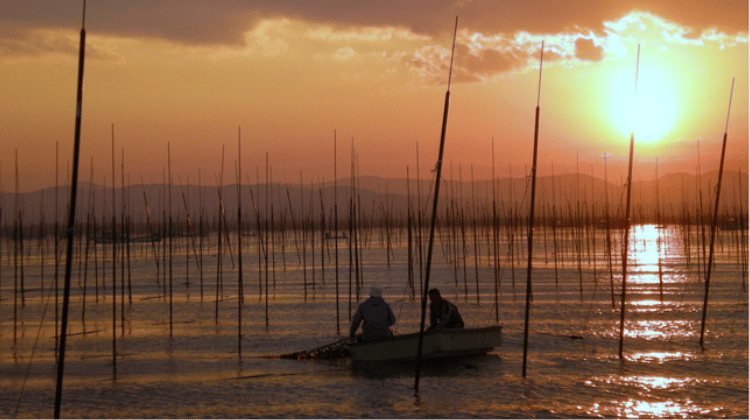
[{"left": 2, "top": 0, "right": 747, "bottom": 192}]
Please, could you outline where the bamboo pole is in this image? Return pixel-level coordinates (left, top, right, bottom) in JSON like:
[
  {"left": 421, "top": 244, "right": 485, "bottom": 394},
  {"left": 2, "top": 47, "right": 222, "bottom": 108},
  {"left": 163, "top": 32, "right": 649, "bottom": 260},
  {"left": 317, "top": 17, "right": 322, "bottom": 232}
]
[
  {"left": 416, "top": 142, "right": 425, "bottom": 298},
  {"left": 54, "top": 2, "right": 86, "bottom": 415},
  {"left": 407, "top": 166, "right": 415, "bottom": 300},
  {"left": 334, "top": 130, "right": 340, "bottom": 334},
  {"left": 215, "top": 146, "right": 225, "bottom": 323},
  {"left": 522, "top": 40, "right": 544, "bottom": 378},
  {"left": 415, "top": 16, "right": 458, "bottom": 394},
  {"left": 265, "top": 153, "right": 270, "bottom": 325},
  {"left": 54, "top": 142, "right": 60, "bottom": 352},
  {"left": 199, "top": 169, "right": 204, "bottom": 301},
  {"left": 110, "top": 124, "right": 117, "bottom": 367},
  {"left": 551, "top": 163, "right": 559, "bottom": 287},
  {"left": 120, "top": 149, "right": 126, "bottom": 334},
  {"left": 492, "top": 138, "right": 500, "bottom": 321},
  {"left": 82, "top": 157, "right": 94, "bottom": 326},
  {"left": 0, "top": 165, "right": 4, "bottom": 317},
  {"left": 140, "top": 174, "right": 160, "bottom": 288},
  {"left": 238, "top": 127, "right": 243, "bottom": 355},
  {"left": 604, "top": 155, "right": 615, "bottom": 307},
  {"left": 700, "top": 78, "right": 735, "bottom": 349},
  {"left": 618, "top": 44, "right": 640, "bottom": 360},
  {"left": 471, "top": 165, "right": 480, "bottom": 304},
  {"left": 655, "top": 159, "right": 663, "bottom": 302},
  {"left": 168, "top": 142, "right": 173, "bottom": 336},
  {"left": 13, "top": 150, "right": 19, "bottom": 344}
]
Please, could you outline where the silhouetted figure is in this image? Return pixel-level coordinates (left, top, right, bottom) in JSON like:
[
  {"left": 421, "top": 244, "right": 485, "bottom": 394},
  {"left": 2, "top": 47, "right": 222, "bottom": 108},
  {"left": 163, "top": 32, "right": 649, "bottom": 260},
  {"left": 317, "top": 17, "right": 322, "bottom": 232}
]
[
  {"left": 427, "top": 288, "right": 464, "bottom": 331},
  {"left": 350, "top": 286, "right": 396, "bottom": 342}
]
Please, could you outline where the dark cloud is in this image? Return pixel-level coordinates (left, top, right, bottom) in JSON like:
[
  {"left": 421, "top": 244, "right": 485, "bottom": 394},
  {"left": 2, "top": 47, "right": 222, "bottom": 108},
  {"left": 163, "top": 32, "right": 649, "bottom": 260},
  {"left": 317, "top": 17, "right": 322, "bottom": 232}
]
[
  {"left": 575, "top": 38, "right": 603, "bottom": 61},
  {"left": 2, "top": 0, "right": 747, "bottom": 46},
  {"left": 0, "top": 25, "right": 118, "bottom": 59}
]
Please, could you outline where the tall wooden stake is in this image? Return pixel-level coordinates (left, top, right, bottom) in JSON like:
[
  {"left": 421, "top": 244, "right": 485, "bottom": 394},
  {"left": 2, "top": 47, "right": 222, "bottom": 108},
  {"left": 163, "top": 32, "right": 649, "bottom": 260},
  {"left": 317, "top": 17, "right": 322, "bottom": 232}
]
[
  {"left": 334, "top": 130, "right": 340, "bottom": 334},
  {"left": 237, "top": 127, "right": 243, "bottom": 355},
  {"left": 618, "top": 44, "right": 640, "bottom": 360},
  {"left": 522, "top": 40, "right": 544, "bottom": 378},
  {"left": 54, "top": 2, "right": 86, "bottom": 416},
  {"left": 415, "top": 16, "right": 458, "bottom": 394},
  {"left": 700, "top": 78, "right": 735, "bottom": 349}
]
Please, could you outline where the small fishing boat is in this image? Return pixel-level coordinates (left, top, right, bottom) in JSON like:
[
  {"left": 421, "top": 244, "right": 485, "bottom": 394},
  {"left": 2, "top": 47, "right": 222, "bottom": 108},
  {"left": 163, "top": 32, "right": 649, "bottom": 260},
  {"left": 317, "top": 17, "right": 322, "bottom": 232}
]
[{"left": 349, "top": 325, "right": 502, "bottom": 362}]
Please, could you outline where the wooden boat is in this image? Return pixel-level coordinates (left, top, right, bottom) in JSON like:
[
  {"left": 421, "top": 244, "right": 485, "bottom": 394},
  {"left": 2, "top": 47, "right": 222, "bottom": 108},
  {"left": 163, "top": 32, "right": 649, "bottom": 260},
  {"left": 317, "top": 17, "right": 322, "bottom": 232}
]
[{"left": 349, "top": 325, "right": 502, "bottom": 362}]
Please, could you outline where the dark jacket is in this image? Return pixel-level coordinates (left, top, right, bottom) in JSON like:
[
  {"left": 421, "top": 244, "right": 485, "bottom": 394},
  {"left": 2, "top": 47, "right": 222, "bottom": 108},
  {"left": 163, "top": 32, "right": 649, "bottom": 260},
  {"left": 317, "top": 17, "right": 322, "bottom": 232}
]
[
  {"left": 350, "top": 297, "right": 396, "bottom": 341},
  {"left": 429, "top": 298, "right": 464, "bottom": 330}
]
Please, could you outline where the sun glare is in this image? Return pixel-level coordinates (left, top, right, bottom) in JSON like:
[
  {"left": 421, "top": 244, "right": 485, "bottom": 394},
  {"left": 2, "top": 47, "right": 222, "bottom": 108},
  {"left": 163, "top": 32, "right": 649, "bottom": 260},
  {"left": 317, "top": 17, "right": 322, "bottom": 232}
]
[{"left": 609, "top": 65, "right": 678, "bottom": 144}]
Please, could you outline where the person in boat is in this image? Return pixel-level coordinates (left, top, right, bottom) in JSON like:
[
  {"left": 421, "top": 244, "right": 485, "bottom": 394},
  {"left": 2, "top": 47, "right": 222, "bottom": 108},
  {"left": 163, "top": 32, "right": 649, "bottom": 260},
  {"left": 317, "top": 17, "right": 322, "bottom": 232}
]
[
  {"left": 427, "top": 288, "right": 464, "bottom": 331},
  {"left": 349, "top": 286, "right": 396, "bottom": 342}
]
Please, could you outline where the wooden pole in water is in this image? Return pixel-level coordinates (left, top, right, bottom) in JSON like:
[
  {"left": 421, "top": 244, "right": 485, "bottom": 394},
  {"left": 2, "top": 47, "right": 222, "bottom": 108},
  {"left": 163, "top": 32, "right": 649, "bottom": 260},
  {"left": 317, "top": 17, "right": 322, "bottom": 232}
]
[
  {"left": 416, "top": 142, "right": 425, "bottom": 298},
  {"left": 353, "top": 155, "right": 362, "bottom": 301},
  {"left": 110, "top": 124, "right": 117, "bottom": 367},
  {"left": 696, "top": 141, "right": 707, "bottom": 275},
  {"left": 13, "top": 150, "right": 19, "bottom": 344},
  {"left": 168, "top": 142, "right": 173, "bottom": 337},
  {"left": 0, "top": 165, "right": 3, "bottom": 315},
  {"left": 415, "top": 16, "right": 458, "bottom": 394},
  {"left": 237, "top": 127, "right": 243, "bottom": 355},
  {"left": 54, "top": 142, "right": 60, "bottom": 353},
  {"left": 700, "top": 78, "right": 735, "bottom": 349},
  {"left": 16, "top": 152, "right": 26, "bottom": 309},
  {"left": 54, "top": 2, "right": 86, "bottom": 415},
  {"left": 551, "top": 163, "right": 559, "bottom": 288},
  {"left": 141, "top": 174, "right": 160, "bottom": 288},
  {"left": 265, "top": 153, "right": 270, "bottom": 325},
  {"left": 492, "top": 138, "right": 500, "bottom": 321},
  {"left": 407, "top": 166, "right": 415, "bottom": 300},
  {"left": 334, "top": 130, "right": 340, "bottom": 334},
  {"left": 216, "top": 146, "right": 225, "bottom": 323},
  {"left": 301, "top": 170, "right": 307, "bottom": 301},
  {"left": 471, "top": 165, "right": 480, "bottom": 304},
  {"left": 120, "top": 149, "right": 126, "bottom": 334},
  {"left": 522, "top": 40, "right": 544, "bottom": 378},
  {"left": 738, "top": 168, "right": 748, "bottom": 291},
  {"left": 604, "top": 155, "right": 615, "bottom": 308},
  {"left": 199, "top": 169, "right": 204, "bottom": 301},
  {"left": 618, "top": 45, "right": 640, "bottom": 360},
  {"left": 655, "top": 158, "right": 663, "bottom": 302},
  {"left": 82, "top": 158, "right": 94, "bottom": 326}
]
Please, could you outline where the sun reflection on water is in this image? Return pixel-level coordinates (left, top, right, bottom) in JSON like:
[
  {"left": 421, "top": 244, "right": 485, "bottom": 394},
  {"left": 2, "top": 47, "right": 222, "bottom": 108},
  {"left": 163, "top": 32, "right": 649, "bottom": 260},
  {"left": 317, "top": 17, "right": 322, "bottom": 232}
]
[
  {"left": 628, "top": 224, "right": 667, "bottom": 280},
  {"left": 628, "top": 351, "right": 695, "bottom": 363},
  {"left": 585, "top": 375, "right": 715, "bottom": 418},
  {"left": 624, "top": 320, "right": 692, "bottom": 340},
  {"left": 589, "top": 398, "right": 715, "bottom": 418}
]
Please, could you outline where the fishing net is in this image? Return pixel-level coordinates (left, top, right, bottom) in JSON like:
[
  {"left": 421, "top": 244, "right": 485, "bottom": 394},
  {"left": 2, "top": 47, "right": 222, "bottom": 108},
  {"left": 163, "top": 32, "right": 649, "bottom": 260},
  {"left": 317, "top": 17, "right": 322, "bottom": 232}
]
[{"left": 275, "top": 338, "right": 352, "bottom": 360}]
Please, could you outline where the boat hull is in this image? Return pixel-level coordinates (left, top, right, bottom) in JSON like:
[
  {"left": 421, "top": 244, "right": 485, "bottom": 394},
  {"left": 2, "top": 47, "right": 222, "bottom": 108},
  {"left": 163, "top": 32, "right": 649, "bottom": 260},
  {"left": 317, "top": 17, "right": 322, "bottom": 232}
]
[{"left": 349, "top": 325, "right": 502, "bottom": 362}]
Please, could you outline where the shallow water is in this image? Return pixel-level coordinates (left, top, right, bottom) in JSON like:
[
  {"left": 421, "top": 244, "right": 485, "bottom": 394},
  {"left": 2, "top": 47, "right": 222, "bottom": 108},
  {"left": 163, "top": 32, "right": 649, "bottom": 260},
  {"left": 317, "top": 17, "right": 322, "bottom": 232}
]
[{"left": 1, "top": 224, "right": 747, "bottom": 418}]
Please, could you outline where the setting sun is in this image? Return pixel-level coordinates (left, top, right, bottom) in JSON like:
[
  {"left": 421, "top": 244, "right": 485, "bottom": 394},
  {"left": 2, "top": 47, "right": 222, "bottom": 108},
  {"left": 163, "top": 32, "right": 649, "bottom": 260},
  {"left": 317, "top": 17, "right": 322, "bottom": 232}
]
[{"left": 609, "top": 64, "right": 679, "bottom": 143}]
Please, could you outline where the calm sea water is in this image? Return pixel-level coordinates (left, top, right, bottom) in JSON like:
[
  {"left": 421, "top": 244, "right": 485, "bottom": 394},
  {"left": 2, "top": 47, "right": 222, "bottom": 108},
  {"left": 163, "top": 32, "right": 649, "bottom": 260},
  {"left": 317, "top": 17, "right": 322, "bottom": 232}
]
[{"left": 1, "top": 224, "right": 747, "bottom": 418}]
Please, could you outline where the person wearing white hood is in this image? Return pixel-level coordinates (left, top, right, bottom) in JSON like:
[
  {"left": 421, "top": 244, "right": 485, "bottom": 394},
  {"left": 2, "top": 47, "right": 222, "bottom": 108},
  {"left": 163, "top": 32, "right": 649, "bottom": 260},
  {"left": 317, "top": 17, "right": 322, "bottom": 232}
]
[{"left": 349, "top": 286, "right": 396, "bottom": 342}]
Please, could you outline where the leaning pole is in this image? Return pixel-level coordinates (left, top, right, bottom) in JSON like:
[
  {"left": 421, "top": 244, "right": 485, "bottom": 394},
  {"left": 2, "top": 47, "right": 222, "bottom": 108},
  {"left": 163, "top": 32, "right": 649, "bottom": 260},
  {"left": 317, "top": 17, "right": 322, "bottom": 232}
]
[
  {"left": 699, "top": 78, "right": 735, "bottom": 349},
  {"left": 522, "top": 40, "right": 545, "bottom": 378},
  {"left": 54, "top": 1, "right": 87, "bottom": 418},
  {"left": 414, "top": 16, "right": 458, "bottom": 394}
]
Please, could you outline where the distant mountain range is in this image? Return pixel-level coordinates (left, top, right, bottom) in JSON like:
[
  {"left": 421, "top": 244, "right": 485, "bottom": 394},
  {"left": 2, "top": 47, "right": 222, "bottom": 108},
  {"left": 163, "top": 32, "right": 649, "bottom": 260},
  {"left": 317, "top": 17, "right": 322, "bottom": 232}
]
[{"left": 0, "top": 171, "right": 746, "bottom": 226}]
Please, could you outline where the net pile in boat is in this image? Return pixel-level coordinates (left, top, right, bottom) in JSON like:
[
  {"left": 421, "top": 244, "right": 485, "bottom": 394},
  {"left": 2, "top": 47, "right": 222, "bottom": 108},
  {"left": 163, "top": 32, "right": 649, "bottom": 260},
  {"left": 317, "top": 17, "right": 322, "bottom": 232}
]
[{"left": 277, "top": 338, "right": 352, "bottom": 360}]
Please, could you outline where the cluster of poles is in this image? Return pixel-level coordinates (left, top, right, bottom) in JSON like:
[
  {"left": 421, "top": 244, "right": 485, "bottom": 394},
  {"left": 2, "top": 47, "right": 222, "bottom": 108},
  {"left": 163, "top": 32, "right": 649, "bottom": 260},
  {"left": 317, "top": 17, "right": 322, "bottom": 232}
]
[
  {"left": 1, "top": 5, "right": 738, "bottom": 415},
  {"left": 4, "top": 144, "right": 747, "bottom": 336}
]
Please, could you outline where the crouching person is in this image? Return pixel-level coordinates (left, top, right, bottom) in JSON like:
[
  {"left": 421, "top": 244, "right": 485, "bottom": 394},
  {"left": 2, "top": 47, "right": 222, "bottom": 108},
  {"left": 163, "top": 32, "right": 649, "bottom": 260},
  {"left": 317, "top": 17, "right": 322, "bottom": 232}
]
[
  {"left": 349, "top": 286, "right": 396, "bottom": 342},
  {"left": 427, "top": 288, "right": 464, "bottom": 331}
]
